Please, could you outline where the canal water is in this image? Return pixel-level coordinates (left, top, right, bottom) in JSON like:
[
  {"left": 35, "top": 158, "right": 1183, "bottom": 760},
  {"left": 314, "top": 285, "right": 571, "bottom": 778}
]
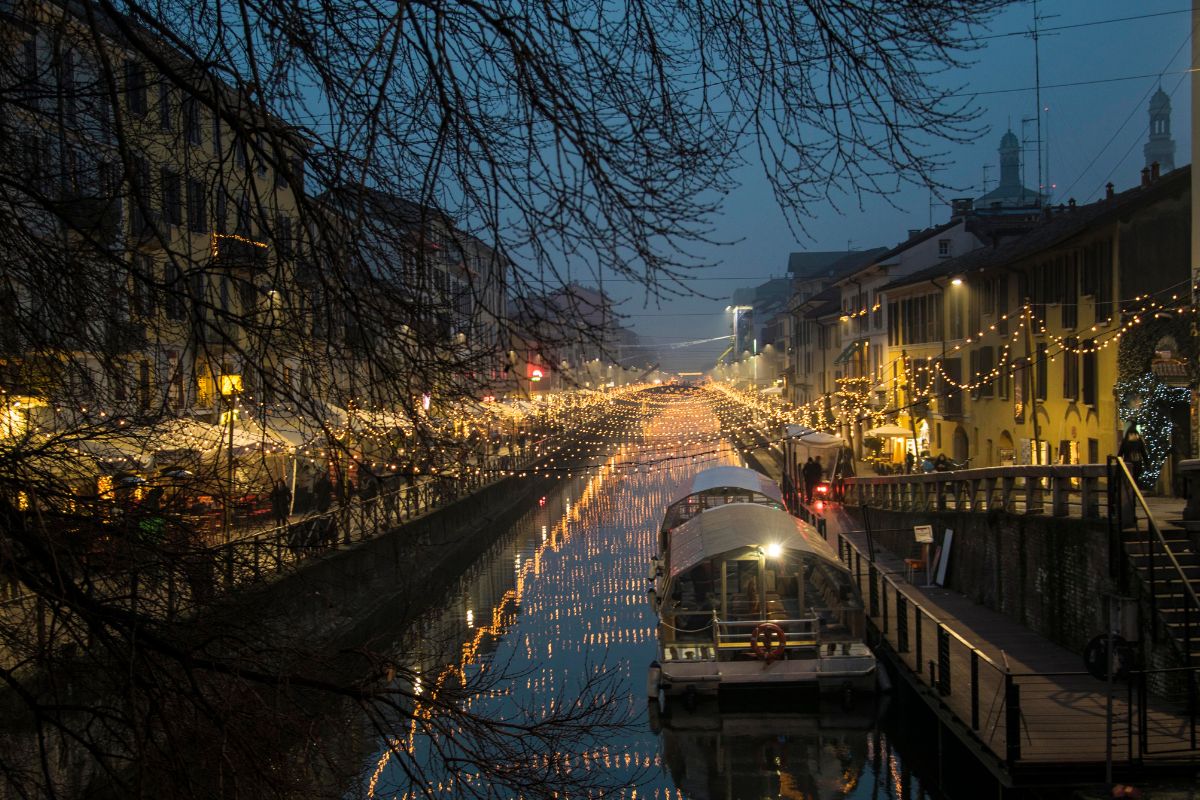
[{"left": 351, "top": 399, "right": 946, "bottom": 799}]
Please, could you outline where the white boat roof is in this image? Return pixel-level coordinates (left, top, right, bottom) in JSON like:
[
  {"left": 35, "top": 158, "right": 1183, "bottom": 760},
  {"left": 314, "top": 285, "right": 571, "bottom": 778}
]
[
  {"left": 667, "top": 466, "right": 783, "bottom": 509},
  {"left": 668, "top": 503, "right": 843, "bottom": 578}
]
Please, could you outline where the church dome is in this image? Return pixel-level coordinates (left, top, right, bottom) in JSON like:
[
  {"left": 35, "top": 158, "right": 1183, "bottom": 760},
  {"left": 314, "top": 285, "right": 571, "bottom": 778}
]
[
  {"left": 999, "top": 129, "right": 1019, "bottom": 149},
  {"left": 1150, "top": 87, "right": 1170, "bottom": 112}
]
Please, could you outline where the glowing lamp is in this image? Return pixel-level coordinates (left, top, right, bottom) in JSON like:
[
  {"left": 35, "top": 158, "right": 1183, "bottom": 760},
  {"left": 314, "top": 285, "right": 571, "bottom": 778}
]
[
  {"left": 531, "top": 368, "right": 543, "bottom": 382},
  {"left": 950, "top": 277, "right": 963, "bottom": 286},
  {"left": 219, "top": 374, "right": 243, "bottom": 397},
  {"left": 764, "top": 542, "right": 783, "bottom": 559}
]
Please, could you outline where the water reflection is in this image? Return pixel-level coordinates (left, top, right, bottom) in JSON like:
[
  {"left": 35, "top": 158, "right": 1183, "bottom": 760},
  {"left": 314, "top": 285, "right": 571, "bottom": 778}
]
[
  {"left": 354, "top": 401, "right": 938, "bottom": 799},
  {"left": 655, "top": 698, "right": 876, "bottom": 800}
]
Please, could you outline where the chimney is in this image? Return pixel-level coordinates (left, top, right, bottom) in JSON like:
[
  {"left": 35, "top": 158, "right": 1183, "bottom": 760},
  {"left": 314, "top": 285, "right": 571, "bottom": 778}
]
[
  {"left": 1151, "top": 161, "right": 1161, "bottom": 181},
  {"left": 1106, "top": 183, "right": 1115, "bottom": 199},
  {"left": 1141, "top": 167, "right": 1151, "bottom": 187},
  {"left": 907, "top": 229, "right": 922, "bottom": 239},
  {"left": 950, "top": 198, "right": 973, "bottom": 218}
]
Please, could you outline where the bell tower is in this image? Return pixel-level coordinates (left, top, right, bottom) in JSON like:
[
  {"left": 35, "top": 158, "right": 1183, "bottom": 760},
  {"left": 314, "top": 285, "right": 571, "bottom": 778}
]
[{"left": 1144, "top": 87, "right": 1176, "bottom": 172}]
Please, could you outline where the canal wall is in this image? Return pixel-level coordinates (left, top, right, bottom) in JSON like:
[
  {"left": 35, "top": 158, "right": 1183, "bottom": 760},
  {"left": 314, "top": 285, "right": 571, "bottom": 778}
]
[
  {"left": 201, "top": 471, "right": 562, "bottom": 651},
  {"left": 849, "top": 505, "right": 1117, "bottom": 657}
]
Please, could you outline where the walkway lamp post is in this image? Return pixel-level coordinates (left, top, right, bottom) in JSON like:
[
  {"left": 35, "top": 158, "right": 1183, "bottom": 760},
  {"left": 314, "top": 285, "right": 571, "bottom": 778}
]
[{"left": 219, "top": 373, "right": 243, "bottom": 544}]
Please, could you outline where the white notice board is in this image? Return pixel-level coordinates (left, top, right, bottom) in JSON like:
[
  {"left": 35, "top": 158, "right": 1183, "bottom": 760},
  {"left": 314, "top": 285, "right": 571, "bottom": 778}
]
[{"left": 913, "top": 524, "right": 934, "bottom": 544}]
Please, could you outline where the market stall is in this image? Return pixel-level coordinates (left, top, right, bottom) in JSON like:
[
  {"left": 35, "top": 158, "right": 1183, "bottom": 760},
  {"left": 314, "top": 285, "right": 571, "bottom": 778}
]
[{"left": 864, "top": 424, "right": 916, "bottom": 474}]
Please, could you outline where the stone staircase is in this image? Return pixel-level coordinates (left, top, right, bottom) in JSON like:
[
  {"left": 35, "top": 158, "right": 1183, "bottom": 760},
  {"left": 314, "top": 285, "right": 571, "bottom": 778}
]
[{"left": 1123, "top": 499, "right": 1200, "bottom": 667}]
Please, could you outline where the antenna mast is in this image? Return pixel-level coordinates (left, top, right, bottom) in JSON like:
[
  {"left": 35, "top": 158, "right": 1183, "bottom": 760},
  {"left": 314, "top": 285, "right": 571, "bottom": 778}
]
[{"left": 1033, "top": 0, "right": 1043, "bottom": 204}]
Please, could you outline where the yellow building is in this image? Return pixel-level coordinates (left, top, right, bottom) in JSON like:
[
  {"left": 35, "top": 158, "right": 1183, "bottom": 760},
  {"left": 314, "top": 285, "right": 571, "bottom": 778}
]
[{"left": 882, "top": 166, "right": 1191, "bottom": 486}]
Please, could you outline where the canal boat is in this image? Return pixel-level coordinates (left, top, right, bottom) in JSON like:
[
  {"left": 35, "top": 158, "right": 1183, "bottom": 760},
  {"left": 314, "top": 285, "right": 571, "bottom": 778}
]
[
  {"left": 655, "top": 464, "right": 786, "bottom": 558},
  {"left": 648, "top": 501, "right": 876, "bottom": 699}
]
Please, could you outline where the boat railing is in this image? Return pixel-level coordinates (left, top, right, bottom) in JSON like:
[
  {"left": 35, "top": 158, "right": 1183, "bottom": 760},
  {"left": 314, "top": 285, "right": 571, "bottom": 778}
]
[{"left": 714, "top": 616, "right": 821, "bottom": 653}]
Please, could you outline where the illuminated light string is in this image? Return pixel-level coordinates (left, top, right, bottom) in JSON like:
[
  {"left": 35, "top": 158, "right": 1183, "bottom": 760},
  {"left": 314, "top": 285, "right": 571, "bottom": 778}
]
[
  {"left": 1115, "top": 374, "right": 1191, "bottom": 489},
  {"left": 828, "top": 282, "right": 1193, "bottom": 393},
  {"left": 783, "top": 290, "right": 1197, "bottom": 402}
]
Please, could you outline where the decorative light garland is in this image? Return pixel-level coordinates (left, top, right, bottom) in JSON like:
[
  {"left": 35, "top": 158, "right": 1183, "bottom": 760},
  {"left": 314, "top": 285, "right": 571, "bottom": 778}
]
[{"left": 1114, "top": 374, "right": 1191, "bottom": 489}]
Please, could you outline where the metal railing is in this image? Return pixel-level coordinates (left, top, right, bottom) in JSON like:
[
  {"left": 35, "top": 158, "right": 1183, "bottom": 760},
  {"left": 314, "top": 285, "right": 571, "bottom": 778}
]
[
  {"left": 714, "top": 617, "right": 819, "bottom": 652},
  {"left": 1108, "top": 456, "right": 1200, "bottom": 671},
  {"left": 837, "top": 531, "right": 1200, "bottom": 774},
  {"left": 843, "top": 463, "right": 1110, "bottom": 520},
  {"left": 0, "top": 446, "right": 553, "bottom": 668}
]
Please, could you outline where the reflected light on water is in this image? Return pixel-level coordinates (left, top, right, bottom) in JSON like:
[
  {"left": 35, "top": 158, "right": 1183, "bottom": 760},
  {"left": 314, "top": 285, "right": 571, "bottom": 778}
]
[{"left": 362, "top": 392, "right": 934, "bottom": 799}]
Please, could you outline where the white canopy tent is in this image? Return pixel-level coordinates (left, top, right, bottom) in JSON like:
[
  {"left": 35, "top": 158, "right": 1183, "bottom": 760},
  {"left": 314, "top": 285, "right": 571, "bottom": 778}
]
[
  {"left": 782, "top": 425, "right": 850, "bottom": 498},
  {"left": 865, "top": 424, "right": 915, "bottom": 438}
]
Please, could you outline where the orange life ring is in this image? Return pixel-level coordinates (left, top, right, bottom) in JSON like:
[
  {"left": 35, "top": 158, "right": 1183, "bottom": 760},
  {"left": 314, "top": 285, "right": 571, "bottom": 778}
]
[{"left": 750, "top": 622, "right": 787, "bottom": 660}]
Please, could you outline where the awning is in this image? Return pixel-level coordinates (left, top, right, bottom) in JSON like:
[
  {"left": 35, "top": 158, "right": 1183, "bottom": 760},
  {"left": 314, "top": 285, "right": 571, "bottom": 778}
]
[
  {"left": 784, "top": 427, "right": 844, "bottom": 448},
  {"left": 667, "top": 504, "right": 842, "bottom": 579},
  {"left": 866, "top": 424, "right": 915, "bottom": 438},
  {"left": 833, "top": 338, "right": 868, "bottom": 365}
]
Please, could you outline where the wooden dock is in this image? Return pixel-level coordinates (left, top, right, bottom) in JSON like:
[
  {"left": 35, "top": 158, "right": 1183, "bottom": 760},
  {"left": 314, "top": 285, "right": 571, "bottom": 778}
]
[{"left": 816, "top": 503, "right": 1198, "bottom": 787}]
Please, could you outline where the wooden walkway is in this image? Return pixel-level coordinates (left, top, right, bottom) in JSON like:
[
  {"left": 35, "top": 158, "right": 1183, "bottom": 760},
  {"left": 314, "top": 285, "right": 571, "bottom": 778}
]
[{"left": 814, "top": 503, "right": 1198, "bottom": 785}]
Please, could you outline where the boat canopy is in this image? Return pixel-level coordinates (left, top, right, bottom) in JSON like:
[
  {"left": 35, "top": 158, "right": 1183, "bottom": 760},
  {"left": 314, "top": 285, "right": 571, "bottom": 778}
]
[
  {"left": 667, "top": 503, "right": 842, "bottom": 578},
  {"left": 666, "top": 465, "right": 782, "bottom": 510}
]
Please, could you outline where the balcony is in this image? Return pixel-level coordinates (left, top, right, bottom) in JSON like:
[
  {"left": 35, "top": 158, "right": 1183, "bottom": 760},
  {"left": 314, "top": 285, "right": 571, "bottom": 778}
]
[
  {"left": 131, "top": 208, "right": 165, "bottom": 250},
  {"left": 212, "top": 235, "right": 269, "bottom": 271},
  {"left": 194, "top": 316, "right": 241, "bottom": 345}
]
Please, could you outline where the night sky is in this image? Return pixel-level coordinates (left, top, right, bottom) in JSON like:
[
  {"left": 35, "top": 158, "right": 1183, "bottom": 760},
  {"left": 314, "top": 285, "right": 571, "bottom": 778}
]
[{"left": 616, "top": 1, "right": 1194, "bottom": 372}]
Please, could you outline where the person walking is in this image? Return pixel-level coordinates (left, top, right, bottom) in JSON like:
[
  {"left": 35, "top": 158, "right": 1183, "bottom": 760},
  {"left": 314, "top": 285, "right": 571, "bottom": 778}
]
[
  {"left": 314, "top": 473, "right": 333, "bottom": 514},
  {"left": 833, "top": 450, "right": 854, "bottom": 501},
  {"left": 801, "top": 457, "right": 819, "bottom": 503},
  {"left": 270, "top": 479, "right": 291, "bottom": 529},
  {"left": 1117, "top": 422, "right": 1149, "bottom": 524},
  {"left": 1118, "top": 423, "right": 1148, "bottom": 486}
]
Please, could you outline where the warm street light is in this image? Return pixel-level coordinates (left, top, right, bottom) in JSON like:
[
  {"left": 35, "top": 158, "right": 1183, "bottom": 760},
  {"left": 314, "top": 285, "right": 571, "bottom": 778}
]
[{"left": 219, "top": 373, "right": 242, "bottom": 543}]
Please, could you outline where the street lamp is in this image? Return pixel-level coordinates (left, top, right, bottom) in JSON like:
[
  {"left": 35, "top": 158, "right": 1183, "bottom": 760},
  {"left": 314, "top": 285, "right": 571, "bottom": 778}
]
[
  {"left": 219, "top": 373, "right": 242, "bottom": 543},
  {"left": 725, "top": 305, "right": 752, "bottom": 365}
]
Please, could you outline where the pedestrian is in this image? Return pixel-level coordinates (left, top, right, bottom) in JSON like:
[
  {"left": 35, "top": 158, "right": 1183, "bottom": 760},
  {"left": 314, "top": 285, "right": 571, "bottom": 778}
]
[
  {"left": 834, "top": 451, "right": 854, "bottom": 501},
  {"left": 1117, "top": 423, "right": 1148, "bottom": 485},
  {"left": 801, "top": 457, "right": 818, "bottom": 503},
  {"left": 905, "top": 451, "right": 915, "bottom": 474},
  {"left": 314, "top": 474, "right": 333, "bottom": 513},
  {"left": 934, "top": 454, "right": 950, "bottom": 472},
  {"left": 1117, "top": 422, "right": 1149, "bottom": 524},
  {"left": 269, "top": 479, "right": 291, "bottom": 529}
]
